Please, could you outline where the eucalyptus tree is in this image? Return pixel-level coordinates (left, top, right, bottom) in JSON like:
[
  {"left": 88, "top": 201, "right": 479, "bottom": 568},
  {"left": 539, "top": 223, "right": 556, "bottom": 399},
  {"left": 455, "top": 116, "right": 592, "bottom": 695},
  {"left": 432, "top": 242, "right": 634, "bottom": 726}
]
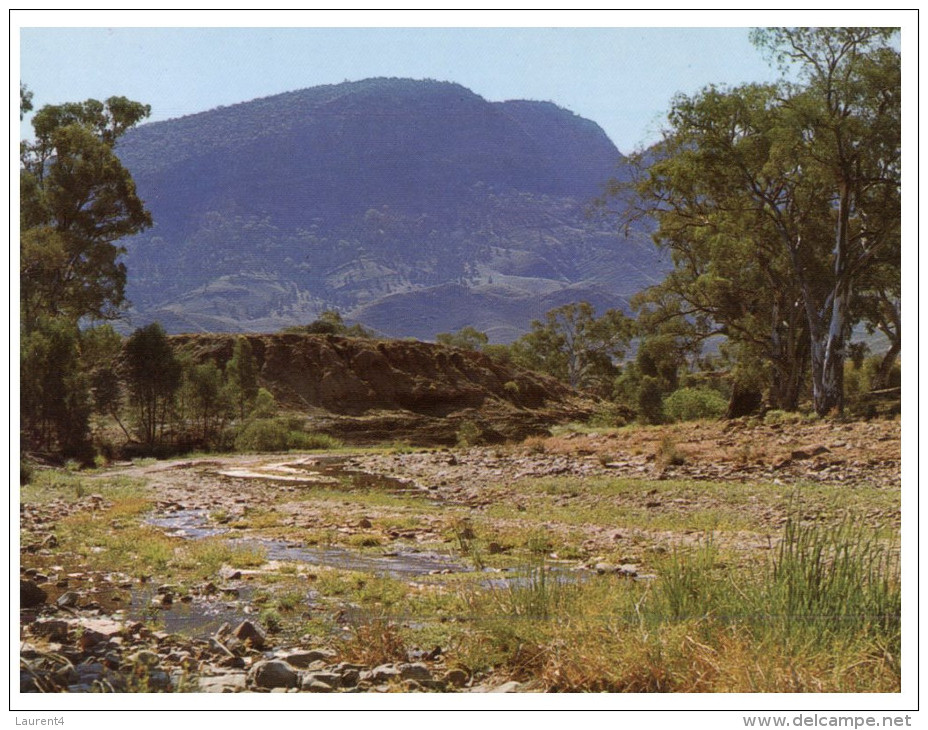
[
  {"left": 20, "top": 95, "right": 152, "bottom": 329},
  {"left": 612, "top": 28, "right": 899, "bottom": 415}
]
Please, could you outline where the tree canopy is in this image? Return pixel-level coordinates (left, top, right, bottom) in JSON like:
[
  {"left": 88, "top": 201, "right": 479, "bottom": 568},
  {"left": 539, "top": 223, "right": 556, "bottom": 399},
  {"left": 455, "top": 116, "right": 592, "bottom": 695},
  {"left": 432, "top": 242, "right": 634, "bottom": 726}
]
[
  {"left": 20, "top": 95, "right": 152, "bottom": 329},
  {"left": 611, "top": 27, "right": 900, "bottom": 415}
]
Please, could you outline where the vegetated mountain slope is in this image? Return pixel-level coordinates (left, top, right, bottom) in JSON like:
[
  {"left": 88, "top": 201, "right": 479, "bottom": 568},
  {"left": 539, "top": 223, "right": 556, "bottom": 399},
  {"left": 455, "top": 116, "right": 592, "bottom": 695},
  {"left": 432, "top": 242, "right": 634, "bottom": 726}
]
[
  {"left": 117, "top": 78, "right": 663, "bottom": 339},
  {"left": 172, "top": 333, "right": 594, "bottom": 444}
]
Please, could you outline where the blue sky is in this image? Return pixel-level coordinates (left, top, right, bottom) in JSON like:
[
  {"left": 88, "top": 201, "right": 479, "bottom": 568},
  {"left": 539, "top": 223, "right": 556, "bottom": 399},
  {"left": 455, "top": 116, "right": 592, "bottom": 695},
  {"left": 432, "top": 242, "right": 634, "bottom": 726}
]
[
  {"left": 17, "top": 9, "right": 912, "bottom": 155},
  {"left": 17, "top": 25, "right": 780, "bottom": 153}
]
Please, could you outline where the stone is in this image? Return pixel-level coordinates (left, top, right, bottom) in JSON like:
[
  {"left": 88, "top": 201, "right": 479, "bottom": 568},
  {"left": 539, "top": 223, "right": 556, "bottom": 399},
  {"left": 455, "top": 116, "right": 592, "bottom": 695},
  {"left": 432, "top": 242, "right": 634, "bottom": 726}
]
[
  {"left": 280, "top": 648, "right": 337, "bottom": 668},
  {"left": 74, "top": 618, "right": 123, "bottom": 650},
  {"left": 397, "top": 662, "right": 432, "bottom": 682},
  {"left": 442, "top": 668, "right": 469, "bottom": 688},
  {"left": 361, "top": 664, "right": 401, "bottom": 684},
  {"left": 489, "top": 680, "right": 523, "bottom": 693},
  {"left": 31, "top": 619, "right": 70, "bottom": 643},
  {"left": 56, "top": 591, "right": 80, "bottom": 608},
  {"left": 249, "top": 659, "right": 298, "bottom": 689},
  {"left": 126, "top": 650, "right": 160, "bottom": 668},
  {"left": 199, "top": 672, "right": 247, "bottom": 693},
  {"left": 20, "top": 579, "right": 47, "bottom": 608},
  {"left": 207, "top": 638, "right": 236, "bottom": 658},
  {"left": 232, "top": 620, "right": 267, "bottom": 650},
  {"left": 302, "top": 678, "right": 335, "bottom": 692}
]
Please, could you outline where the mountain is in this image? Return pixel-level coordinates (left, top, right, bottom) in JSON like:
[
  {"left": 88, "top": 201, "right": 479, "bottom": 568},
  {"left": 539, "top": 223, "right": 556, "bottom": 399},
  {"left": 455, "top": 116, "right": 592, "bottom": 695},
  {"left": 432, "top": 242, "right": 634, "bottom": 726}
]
[{"left": 115, "top": 78, "right": 664, "bottom": 340}]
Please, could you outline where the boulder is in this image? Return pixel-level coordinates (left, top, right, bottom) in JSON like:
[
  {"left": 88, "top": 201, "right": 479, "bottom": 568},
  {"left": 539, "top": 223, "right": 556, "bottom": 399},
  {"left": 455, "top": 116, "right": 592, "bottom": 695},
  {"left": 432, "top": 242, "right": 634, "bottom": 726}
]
[
  {"left": 249, "top": 659, "right": 298, "bottom": 689},
  {"left": 199, "top": 672, "right": 247, "bottom": 693},
  {"left": 20, "top": 579, "right": 47, "bottom": 608},
  {"left": 232, "top": 620, "right": 267, "bottom": 650}
]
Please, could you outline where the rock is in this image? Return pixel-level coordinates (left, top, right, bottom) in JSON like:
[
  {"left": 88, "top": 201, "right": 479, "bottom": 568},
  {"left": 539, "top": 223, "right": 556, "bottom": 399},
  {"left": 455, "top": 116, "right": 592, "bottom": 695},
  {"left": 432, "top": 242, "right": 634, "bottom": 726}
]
[
  {"left": 74, "top": 618, "right": 123, "bottom": 650},
  {"left": 442, "top": 668, "right": 469, "bottom": 688},
  {"left": 280, "top": 648, "right": 336, "bottom": 668},
  {"left": 249, "top": 659, "right": 298, "bottom": 689},
  {"left": 397, "top": 662, "right": 432, "bottom": 682},
  {"left": 361, "top": 664, "right": 401, "bottom": 684},
  {"left": 199, "top": 672, "right": 247, "bottom": 693},
  {"left": 20, "top": 579, "right": 47, "bottom": 608},
  {"left": 302, "top": 678, "right": 335, "bottom": 692},
  {"left": 301, "top": 671, "right": 342, "bottom": 691},
  {"left": 232, "top": 620, "right": 267, "bottom": 650},
  {"left": 207, "top": 638, "right": 236, "bottom": 658},
  {"left": 489, "top": 680, "right": 523, "bottom": 693},
  {"left": 126, "top": 650, "right": 161, "bottom": 668},
  {"left": 31, "top": 619, "right": 70, "bottom": 642},
  {"left": 56, "top": 591, "right": 80, "bottom": 608}
]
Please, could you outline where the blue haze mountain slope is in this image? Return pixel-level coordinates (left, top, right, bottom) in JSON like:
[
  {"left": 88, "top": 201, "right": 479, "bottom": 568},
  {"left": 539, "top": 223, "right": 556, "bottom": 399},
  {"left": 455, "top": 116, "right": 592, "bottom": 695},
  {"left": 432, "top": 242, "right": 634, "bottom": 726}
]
[{"left": 115, "top": 78, "right": 664, "bottom": 340}]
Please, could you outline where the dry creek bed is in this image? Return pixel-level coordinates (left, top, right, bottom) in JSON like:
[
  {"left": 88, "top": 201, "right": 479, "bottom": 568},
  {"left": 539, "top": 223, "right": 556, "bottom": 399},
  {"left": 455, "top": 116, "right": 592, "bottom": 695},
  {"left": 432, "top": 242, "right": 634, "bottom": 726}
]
[{"left": 20, "top": 418, "right": 901, "bottom": 693}]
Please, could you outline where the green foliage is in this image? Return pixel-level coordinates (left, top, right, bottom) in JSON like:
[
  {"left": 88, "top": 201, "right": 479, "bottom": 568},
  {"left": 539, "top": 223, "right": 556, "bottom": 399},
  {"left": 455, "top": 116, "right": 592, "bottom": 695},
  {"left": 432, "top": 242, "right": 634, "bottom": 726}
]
[
  {"left": 20, "top": 95, "right": 152, "bottom": 328},
  {"left": 662, "top": 387, "right": 727, "bottom": 423},
  {"left": 21, "top": 316, "right": 92, "bottom": 459},
  {"left": 233, "top": 417, "right": 341, "bottom": 453},
  {"left": 124, "top": 324, "right": 182, "bottom": 446},
  {"left": 456, "top": 419, "right": 484, "bottom": 448},
  {"left": 287, "top": 431, "right": 343, "bottom": 450},
  {"left": 636, "top": 376, "right": 664, "bottom": 425},
  {"left": 436, "top": 326, "right": 489, "bottom": 351},
  {"left": 482, "top": 344, "right": 513, "bottom": 365},
  {"left": 610, "top": 29, "right": 899, "bottom": 416},
  {"left": 285, "top": 310, "right": 372, "bottom": 338},
  {"left": 226, "top": 336, "right": 259, "bottom": 419},
  {"left": 182, "top": 360, "right": 232, "bottom": 445},
  {"left": 234, "top": 419, "right": 290, "bottom": 452},
  {"left": 636, "top": 335, "right": 684, "bottom": 392},
  {"left": 510, "top": 302, "right": 634, "bottom": 396},
  {"left": 249, "top": 388, "right": 278, "bottom": 419},
  {"left": 20, "top": 92, "right": 150, "bottom": 460}
]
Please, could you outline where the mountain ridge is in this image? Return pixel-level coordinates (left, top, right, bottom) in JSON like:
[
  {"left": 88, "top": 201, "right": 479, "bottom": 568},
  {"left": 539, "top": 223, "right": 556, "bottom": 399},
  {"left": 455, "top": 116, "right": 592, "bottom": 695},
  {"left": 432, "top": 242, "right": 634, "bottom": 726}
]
[{"left": 115, "top": 77, "right": 663, "bottom": 339}]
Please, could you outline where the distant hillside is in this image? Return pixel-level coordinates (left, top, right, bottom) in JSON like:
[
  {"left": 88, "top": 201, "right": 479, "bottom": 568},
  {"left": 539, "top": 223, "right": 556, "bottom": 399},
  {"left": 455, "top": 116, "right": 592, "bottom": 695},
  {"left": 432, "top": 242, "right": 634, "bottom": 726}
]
[
  {"left": 171, "top": 332, "right": 595, "bottom": 444},
  {"left": 116, "top": 78, "right": 664, "bottom": 339}
]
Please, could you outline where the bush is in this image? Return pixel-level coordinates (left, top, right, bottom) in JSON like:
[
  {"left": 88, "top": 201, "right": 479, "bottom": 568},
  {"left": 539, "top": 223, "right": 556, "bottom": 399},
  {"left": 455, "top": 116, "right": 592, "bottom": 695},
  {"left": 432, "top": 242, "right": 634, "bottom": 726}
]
[
  {"left": 287, "top": 431, "right": 342, "bottom": 450},
  {"left": 234, "top": 419, "right": 290, "bottom": 452},
  {"left": 763, "top": 409, "right": 805, "bottom": 426},
  {"left": 234, "top": 418, "right": 342, "bottom": 452},
  {"left": 637, "top": 376, "right": 664, "bottom": 425},
  {"left": 456, "top": 419, "right": 483, "bottom": 447},
  {"left": 20, "top": 460, "right": 34, "bottom": 485},
  {"left": 662, "top": 387, "right": 727, "bottom": 422}
]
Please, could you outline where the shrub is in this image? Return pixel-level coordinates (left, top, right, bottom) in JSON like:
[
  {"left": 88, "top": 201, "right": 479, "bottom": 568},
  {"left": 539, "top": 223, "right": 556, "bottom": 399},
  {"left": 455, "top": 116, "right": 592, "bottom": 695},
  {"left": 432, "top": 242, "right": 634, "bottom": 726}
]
[
  {"left": 637, "top": 376, "right": 664, "bottom": 424},
  {"left": 456, "top": 419, "right": 483, "bottom": 447},
  {"left": 662, "top": 387, "right": 727, "bottom": 422},
  {"left": 234, "top": 419, "right": 289, "bottom": 452},
  {"left": 288, "top": 431, "right": 343, "bottom": 450},
  {"left": 590, "top": 402, "right": 633, "bottom": 428},
  {"left": 763, "top": 409, "right": 805, "bottom": 426}
]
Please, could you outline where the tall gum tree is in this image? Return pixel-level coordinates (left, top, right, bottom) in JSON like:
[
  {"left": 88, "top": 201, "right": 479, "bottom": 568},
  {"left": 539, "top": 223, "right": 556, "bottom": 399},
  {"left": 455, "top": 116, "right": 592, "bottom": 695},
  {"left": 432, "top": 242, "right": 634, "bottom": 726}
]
[
  {"left": 752, "top": 28, "right": 900, "bottom": 414},
  {"left": 612, "top": 28, "right": 899, "bottom": 415},
  {"left": 20, "top": 96, "right": 152, "bottom": 329}
]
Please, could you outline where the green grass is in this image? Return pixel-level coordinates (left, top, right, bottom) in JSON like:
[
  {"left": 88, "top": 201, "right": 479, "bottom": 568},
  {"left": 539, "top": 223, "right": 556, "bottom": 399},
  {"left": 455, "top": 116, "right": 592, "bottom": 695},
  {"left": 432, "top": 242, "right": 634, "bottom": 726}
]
[{"left": 447, "top": 517, "right": 900, "bottom": 691}]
